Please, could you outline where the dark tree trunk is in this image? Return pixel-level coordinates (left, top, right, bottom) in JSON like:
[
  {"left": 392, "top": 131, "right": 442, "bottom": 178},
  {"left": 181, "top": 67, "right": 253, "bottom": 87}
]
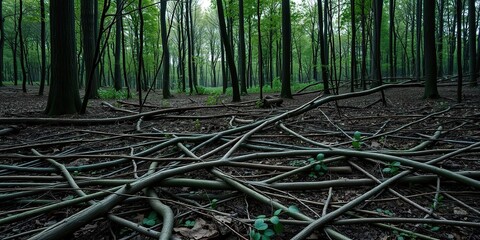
[
  {"left": 257, "top": 0, "right": 264, "bottom": 99},
  {"left": 113, "top": 0, "right": 122, "bottom": 91},
  {"left": 19, "top": 0, "right": 26, "bottom": 92},
  {"left": 437, "top": 0, "right": 444, "bottom": 77},
  {"left": 137, "top": 0, "right": 144, "bottom": 110},
  {"left": 468, "top": 0, "right": 477, "bottom": 86},
  {"left": 38, "top": 0, "right": 46, "bottom": 95},
  {"left": 360, "top": 0, "right": 366, "bottom": 90},
  {"left": 416, "top": 0, "right": 422, "bottom": 81},
  {"left": 81, "top": 0, "right": 99, "bottom": 99},
  {"left": 221, "top": 41, "right": 227, "bottom": 93},
  {"left": 45, "top": 0, "right": 81, "bottom": 115},
  {"left": 160, "top": 0, "right": 171, "bottom": 98},
  {"left": 389, "top": 0, "right": 395, "bottom": 79},
  {"left": 0, "top": 0, "right": 4, "bottom": 87},
  {"left": 280, "top": 0, "right": 292, "bottom": 98},
  {"left": 186, "top": 0, "right": 193, "bottom": 94},
  {"left": 456, "top": 0, "right": 462, "bottom": 102},
  {"left": 318, "top": 0, "right": 330, "bottom": 94},
  {"left": 423, "top": 0, "right": 439, "bottom": 99},
  {"left": 371, "top": 0, "right": 383, "bottom": 87},
  {"left": 238, "top": 0, "right": 247, "bottom": 94},
  {"left": 351, "top": 0, "right": 356, "bottom": 92},
  {"left": 216, "top": 0, "right": 240, "bottom": 102}
]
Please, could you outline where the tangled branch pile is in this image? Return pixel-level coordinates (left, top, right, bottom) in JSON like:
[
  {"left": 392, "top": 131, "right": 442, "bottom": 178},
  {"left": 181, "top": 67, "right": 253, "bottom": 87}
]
[{"left": 1, "top": 83, "right": 479, "bottom": 240}]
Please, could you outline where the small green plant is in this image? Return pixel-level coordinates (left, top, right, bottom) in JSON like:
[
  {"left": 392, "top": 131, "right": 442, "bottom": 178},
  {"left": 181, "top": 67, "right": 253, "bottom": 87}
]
[
  {"left": 249, "top": 206, "right": 299, "bottom": 240},
  {"left": 142, "top": 211, "right": 158, "bottom": 226},
  {"left": 308, "top": 153, "right": 328, "bottom": 178},
  {"left": 255, "top": 99, "right": 264, "bottom": 108},
  {"left": 376, "top": 208, "right": 394, "bottom": 216},
  {"left": 431, "top": 194, "right": 444, "bottom": 210},
  {"left": 194, "top": 119, "right": 201, "bottom": 131},
  {"left": 352, "top": 131, "right": 362, "bottom": 149},
  {"left": 206, "top": 93, "right": 221, "bottom": 105},
  {"left": 183, "top": 219, "right": 196, "bottom": 228},
  {"left": 382, "top": 161, "right": 401, "bottom": 174},
  {"left": 393, "top": 230, "right": 417, "bottom": 240},
  {"left": 210, "top": 199, "right": 218, "bottom": 210},
  {"left": 161, "top": 100, "right": 170, "bottom": 108},
  {"left": 98, "top": 88, "right": 131, "bottom": 100}
]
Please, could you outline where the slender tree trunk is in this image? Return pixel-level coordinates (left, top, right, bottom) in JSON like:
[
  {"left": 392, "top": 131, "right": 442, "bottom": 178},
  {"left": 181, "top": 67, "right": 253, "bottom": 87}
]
[
  {"left": 160, "top": 0, "right": 171, "bottom": 98},
  {"left": 416, "top": 0, "right": 422, "bottom": 81},
  {"left": 457, "top": 0, "right": 462, "bottom": 102},
  {"left": 280, "top": 0, "right": 292, "bottom": 98},
  {"left": 371, "top": 0, "right": 383, "bottom": 87},
  {"left": 389, "top": 0, "right": 395, "bottom": 79},
  {"left": 360, "top": 0, "right": 366, "bottom": 90},
  {"left": 257, "top": 0, "right": 263, "bottom": 99},
  {"left": 113, "top": 0, "right": 122, "bottom": 91},
  {"left": 351, "top": 0, "right": 356, "bottom": 92},
  {"left": 216, "top": 0, "right": 240, "bottom": 102},
  {"left": 0, "top": 0, "right": 4, "bottom": 87},
  {"left": 186, "top": 0, "right": 193, "bottom": 94},
  {"left": 121, "top": 14, "right": 130, "bottom": 98},
  {"left": 81, "top": 0, "right": 99, "bottom": 99},
  {"left": 137, "top": 0, "right": 144, "bottom": 111},
  {"left": 19, "top": 0, "right": 27, "bottom": 92},
  {"left": 238, "top": 0, "right": 247, "bottom": 94},
  {"left": 423, "top": 0, "right": 439, "bottom": 99},
  {"left": 437, "top": 0, "right": 444, "bottom": 77},
  {"left": 38, "top": 0, "right": 46, "bottom": 94},
  {"left": 468, "top": 0, "right": 477, "bottom": 85},
  {"left": 318, "top": 0, "right": 330, "bottom": 94},
  {"left": 45, "top": 0, "right": 81, "bottom": 115}
]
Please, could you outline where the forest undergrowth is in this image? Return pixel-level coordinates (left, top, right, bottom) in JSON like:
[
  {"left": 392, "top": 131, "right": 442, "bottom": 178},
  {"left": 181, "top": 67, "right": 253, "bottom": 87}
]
[{"left": 0, "top": 82, "right": 479, "bottom": 240}]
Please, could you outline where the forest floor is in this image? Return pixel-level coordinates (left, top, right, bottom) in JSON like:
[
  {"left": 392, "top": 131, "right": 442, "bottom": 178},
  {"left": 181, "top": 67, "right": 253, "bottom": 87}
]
[{"left": 0, "top": 82, "right": 480, "bottom": 240}]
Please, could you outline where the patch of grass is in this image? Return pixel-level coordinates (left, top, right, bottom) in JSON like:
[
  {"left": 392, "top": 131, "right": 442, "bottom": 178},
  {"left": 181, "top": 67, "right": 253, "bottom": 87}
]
[{"left": 98, "top": 88, "right": 132, "bottom": 100}]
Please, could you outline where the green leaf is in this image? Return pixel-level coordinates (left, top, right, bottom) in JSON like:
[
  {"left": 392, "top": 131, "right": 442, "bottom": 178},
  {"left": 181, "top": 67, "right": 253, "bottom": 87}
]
[
  {"left": 273, "top": 209, "right": 282, "bottom": 216},
  {"left": 288, "top": 205, "right": 300, "bottom": 213},
  {"left": 430, "top": 226, "right": 440, "bottom": 231},
  {"left": 382, "top": 167, "right": 392, "bottom": 173},
  {"left": 352, "top": 141, "right": 361, "bottom": 149},
  {"left": 354, "top": 131, "right": 362, "bottom": 140},
  {"left": 257, "top": 215, "right": 267, "bottom": 219},
  {"left": 264, "top": 228, "right": 275, "bottom": 237},
  {"left": 308, "top": 158, "right": 315, "bottom": 164},
  {"left": 397, "top": 236, "right": 405, "bottom": 240},
  {"left": 314, "top": 164, "right": 322, "bottom": 172},
  {"left": 273, "top": 223, "right": 284, "bottom": 234},
  {"left": 254, "top": 219, "right": 268, "bottom": 231},
  {"left": 316, "top": 153, "right": 325, "bottom": 161},
  {"left": 251, "top": 231, "right": 261, "bottom": 240},
  {"left": 392, "top": 161, "right": 401, "bottom": 167},
  {"left": 143, "top": 211, "right": 158, "bottom": 226},
  {"left": 261, "top": 235, "right": 271, "bottom": 240},
  {"left": 269, "top": 216, "right": 280, "bottom": 225}
]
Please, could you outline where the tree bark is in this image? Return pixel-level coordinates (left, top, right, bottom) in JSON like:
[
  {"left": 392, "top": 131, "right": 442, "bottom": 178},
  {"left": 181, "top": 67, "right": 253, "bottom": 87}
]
[
  {"left": 423, "top": 0, "right": 439, "bottom": 99},
  {"left": 19, "top": 0, "right": 27, "bottom": 92},
  {"left": 113, "top": 0, "right": 122, "bottom": 91},
  {"left": 238, "top": 0, "right": 247, "bottom": 94},
  {"left": 38, "top": 0, "right": 47, "bottom": 95},
  {"left": 351, "top": 0, "right": 356, "bottom": 92},
  {"left": 45, "top": 0, "right": 81, "bottom": 115},
  {"left": 216, "top": 0, "right": 240, "bottom": 102},
  {"left": 0, "top": 0, "right": 4, "bottom": 87},
  {"left": 456, "top": 0, "right": 462, "bottom": 102},
  {"left": 257, "top": 0, "right": 264, "bottom": 100},
  {"left": 371, "top": 0, "right": 383, "bottom": 87},
  {"left": 160, "top": 0, "right": 171, "bottom": 98},
  {"left": 468, "top": 0, "right": 477, "bottom": 86},
  {"left": 280, "top": 0, "right": 292, "bottom": 98},
  {"left": 318, "top": 0, "right": 330, "bottom": 94},
  {"left": 81, "top": 0, "right": 99, "bottom": 99}
]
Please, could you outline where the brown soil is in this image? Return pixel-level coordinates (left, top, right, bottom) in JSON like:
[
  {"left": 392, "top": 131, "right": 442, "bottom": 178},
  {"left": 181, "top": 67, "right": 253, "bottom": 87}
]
[{"left": 0, "top": 83, "right": 479, "bottom": 240}]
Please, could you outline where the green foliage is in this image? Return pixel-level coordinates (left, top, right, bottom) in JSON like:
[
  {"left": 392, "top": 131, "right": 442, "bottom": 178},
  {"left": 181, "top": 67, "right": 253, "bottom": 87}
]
[
  {"left": 142, "top": 211, "right": 158, "bottom": 226},
  {"left": 210, "top": 199, "right": 218, "bottom": 210},
  {"left": 206, "top": 92, "right": 221, "bottom": 105},
  {"left": 392, "top": 230, "right": 417, "bottom": 240},
  {"left": 376, "top": 208, "right": 394, "bottom": 216},
  {"left": 431, "top": 194, "right": 444, "bottom": 210},
  {"left": 382, "top": 161, "right": 401, "bottom": 174},
  {"left": 98, "top": 88, "right": 131, "bottom": 100},
  {"left": 249, "top": 207, "right": 298, "bottom": 240},
  {"left": 352, "top": 131, "right": 362, "bottom": 149},
  {"left": 184, "top": 219, "right": 196, "bottom": 228},
  {"left": 194, "top": 119, "right": 201, "bottom": 132},
  {"left": 307, "top": 153, "right": 328, "bottom": 178}
]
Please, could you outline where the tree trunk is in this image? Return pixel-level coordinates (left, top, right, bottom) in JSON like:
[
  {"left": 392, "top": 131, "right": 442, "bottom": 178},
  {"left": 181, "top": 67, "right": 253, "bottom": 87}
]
[
  {"left": 456, "top": 0, "right": 462, "bottom": 102},
  {"left": 389, "top": 0, "right": 395, "bottom": 79},
  {"left": 19, "top": 0, "right": 27, "bottom": 92},
  {"left": 238, "top": 0, "right": 247, "bottom": 94},
  {"left": 351, "top": 0, "right": 356, "bottom": 92},
  {"left": 468, "top": 0, "right": 477, "bottom": 86},
  {"left": 360, "top": 0, "right": 366, "bottom": 90},
  {"left": 416, "top": 0, "right": 422, "bottom": 81},
  {"left": 113, "top": 0, "right": 122, "bottom": 91},
  {"left": 161, "top": 0, "right": 171, "bottom": 98},
  {"left": 38, "top": 0, "right": 46, "bottom": 95},
  {"left": 257, "top": 0, "right": 264, "bottom": 99},
  {"left": 318, "top": 0, "right": 330, "bottom": 94},
  {"left": 216, "top": 0, "right": 240, "bottom": 102},
  {"left": 280, "top": 0, "right": 292, "bottom": 98},
  {"left": 423, "top": 0, "right": 439, "bottom": 99},
  {"left": 371, "top": 0, "right": 383, "bottom": 87},
  {"left": 437, "top": 0, "right": 444, "bottom": 77},
  {"left": 45, "top": 0, "right": 81, "bottom": 115},
  {"left": 0, "top": 0, "right": 4, "bottom": 87},
  {"left": 81, "top": 0, "right": 99, "bottom": 99},
  {"left": 137, "top": 0, "right": 144, "bottom": 110}
]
